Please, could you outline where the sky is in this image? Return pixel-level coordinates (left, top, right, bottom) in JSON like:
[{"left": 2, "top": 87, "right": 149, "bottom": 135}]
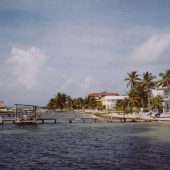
[{"left": 0, "top": 0, "right": 170, "bottom": 106}]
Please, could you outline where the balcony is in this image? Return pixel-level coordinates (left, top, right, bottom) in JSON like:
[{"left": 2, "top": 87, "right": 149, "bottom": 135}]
[{"left": 163, "top": 95, "right": 170, "bottom": 101}]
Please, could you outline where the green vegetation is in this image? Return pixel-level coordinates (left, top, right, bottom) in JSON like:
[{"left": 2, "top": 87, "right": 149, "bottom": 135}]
[
  {"left": 0, "top": 110, "right": 15, "bottom": 113},
  {"left": 116, "top": 70, "right": 170, "bottom": 113},
  {"left": 47, "top": 69, "right": 170, "bottom": 113},
  {"left": 47, "top": 92, "right": 105, "bottom": 111},
  {"left": 157, "top": 69, "right": 170, "bottom": 88}
]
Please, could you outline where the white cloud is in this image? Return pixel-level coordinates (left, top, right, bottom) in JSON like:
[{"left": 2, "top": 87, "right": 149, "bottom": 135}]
[
  {"left": 33, "top": 24, "right": 163, "bottom": 69},
  {"left": 6, "top": 47, "right": 48, "bottom": 89},
  {"left": 1, "top": 26, "right": 170, "bottom": 105},
  {"left": 130, "top": 33, "right": 170, "bottom": 65}
]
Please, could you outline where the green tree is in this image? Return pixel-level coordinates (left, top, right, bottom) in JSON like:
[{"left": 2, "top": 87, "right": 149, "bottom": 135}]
[
  {"left": 55, "top": 92, "right": 67, "bottom": 110},
  {"left": 84, "top": 96, "right": 98, "bottom": 109},
  {"left": 150, "top": 96, "right": 163, "bottom": 111},
  {"left": 128, "top": 88, "right": 143, "bottom": 109},
  {"left": 157, "top": 69, "right": 170, "bottom": 112},
  {"left": 72, "top": 97, "right": 85, "bottom": 110},
  {"left": 47, "top": 98, "right": 56, "bottom": 110},
  {"left": 124, "top": 71, "right": 157, "bottom": 111},
  {"left": 124, "top": 71, "right": 143, "bottom": 110},
  {"left": 65, "top": 95, "right": 73, "bottom": 111},
  {"left": 157, "top": 69, "right": 170, "bottom": 88},
  {"left": 47, "top": 92, "right": 70, "bottom": 110},
  {"left": 124, "top": 71, "right": 141, "bottom": 88},
  {"left": 142, "top": 71, "right": 156, "bottom": 110}
]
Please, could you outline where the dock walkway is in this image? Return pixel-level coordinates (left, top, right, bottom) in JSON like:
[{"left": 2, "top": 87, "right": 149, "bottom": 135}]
[
  {"left": 1, "top": 115, "right": 170, "bottom": 124},
  {"left": 0, "top": 118, "right": 57, "bottom": 125}
]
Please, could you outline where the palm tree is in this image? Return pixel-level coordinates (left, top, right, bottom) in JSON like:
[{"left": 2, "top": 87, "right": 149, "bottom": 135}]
[
  {"left": 157, "top": 69, "right": 170, "bottom": 112},
  {"left": 124, "top": 71, "right": 144, "bottom": 110},
  {"left": 142, "top": 71, "right": 156, "bottom": 110},
  {"left": 124, "top": 71, "right": 141, "bottom": 89},
  {"left": 127, "top": 88, "right": 143, "bottom": 109},
  {"left": 150, "top": 96, "right": 163, "bottom": 111},
  {"left": 55, "top": 92, "right": 67, "bottom": 110},
  {"left": 73, "top": 98, "right": 83, "bottom": 110},
  {"left": 47, "top": 98, "right": 56, "bottom": 110},
  {"left": 157, "top": 69, "right": 170, "bottom": 88},
  {"left": 47, "top": 92, "right": 69, "bottom": 111},
  {"left": 65, "top": 95, "right": 73, "bottom": 110}
]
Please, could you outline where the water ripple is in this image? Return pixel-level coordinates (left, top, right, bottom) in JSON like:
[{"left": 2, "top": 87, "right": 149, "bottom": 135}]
[{"left": 0, "top": 114, "right": 170, "bottom": 170}]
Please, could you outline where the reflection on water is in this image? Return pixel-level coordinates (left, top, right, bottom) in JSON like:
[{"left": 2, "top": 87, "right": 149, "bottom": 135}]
[{"left": 0, "top": 112, "right": 170, "bottom": 170}]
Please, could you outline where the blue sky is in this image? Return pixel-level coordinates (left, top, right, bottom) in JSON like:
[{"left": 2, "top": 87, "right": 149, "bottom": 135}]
[{"left": 0, "top": 0, "right": 170, "bottom": 106}]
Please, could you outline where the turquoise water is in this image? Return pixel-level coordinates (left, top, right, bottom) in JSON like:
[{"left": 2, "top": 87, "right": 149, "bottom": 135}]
[{"left": 0, "top": 113, "right": 170, "bottom": 170}]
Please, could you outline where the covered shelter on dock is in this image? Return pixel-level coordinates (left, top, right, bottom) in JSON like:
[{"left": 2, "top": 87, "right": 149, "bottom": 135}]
[{"left": 14, "top": 104, "right": 40, "bottom": 124}]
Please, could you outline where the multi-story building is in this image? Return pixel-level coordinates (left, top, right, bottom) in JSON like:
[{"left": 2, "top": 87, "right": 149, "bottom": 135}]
[
  {"left": 152, "top": 87, "right": 170, "bottom": 112},
  {"left": 101, "top": 95, "right": 128, "bottom": 110},
  {"left": 88, "top": 92, "right": 127, "bottom": 110}
]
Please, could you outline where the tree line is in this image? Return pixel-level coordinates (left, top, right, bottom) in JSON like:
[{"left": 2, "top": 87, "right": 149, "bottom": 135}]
[
  {"left": 47, "top": 92, "right": 104, "bottom": 111},
  {"left": 116, "top": 69, "right": 170, "bottom": 113},
  {"left": 47, "top": 69, "right": 170, "bottom": 112}
]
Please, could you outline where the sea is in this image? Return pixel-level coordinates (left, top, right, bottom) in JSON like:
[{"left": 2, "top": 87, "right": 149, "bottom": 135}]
[{"left": 0, "top": 112, "right": 170, "bottom": 170}]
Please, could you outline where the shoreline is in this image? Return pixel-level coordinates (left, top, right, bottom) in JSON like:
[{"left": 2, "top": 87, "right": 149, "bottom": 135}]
[
  {"left": 73, "top": 109, "right": 170, "bottom": 123},
  {"left": 2, "top": 109, "right": 170, "bottom": 124}
]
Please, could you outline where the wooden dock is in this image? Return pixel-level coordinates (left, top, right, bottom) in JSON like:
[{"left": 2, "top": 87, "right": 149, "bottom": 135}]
[
  {"left": 0, "top": 117, "right": 102, "bottom": 124},
  {"left": 0, "top": 112, "right": 15, "bottom": 117},
  {"left": 0, "top": 119, "right": 15, "bottom": 124},
  {"left": 1, "top": 116, "right": 170, "bottom": 125},
  {"left": 37, "top": 118, "right": 57, "bottom": 124},
  {"left": 0, "top": 118, "right": 57, "bottom": 125},
  {"left": 107, "top": 116, "right": 170, "bottom": 123},
  {"left": 101, "top": 112, "right": 170, "bottom": 123}
]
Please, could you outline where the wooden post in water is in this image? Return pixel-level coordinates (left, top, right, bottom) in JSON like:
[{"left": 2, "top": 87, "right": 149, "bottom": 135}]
[{"left": 124, "top": 111, "right": 126, "bottom": 122}]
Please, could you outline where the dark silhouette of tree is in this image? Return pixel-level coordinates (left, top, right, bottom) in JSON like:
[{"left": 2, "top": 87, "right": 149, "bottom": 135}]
[{"left": 47, "top": 92, "right": 69, "bottom": 110}]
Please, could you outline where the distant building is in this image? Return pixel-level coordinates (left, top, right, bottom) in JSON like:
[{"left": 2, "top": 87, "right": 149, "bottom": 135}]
[
  {"left": 152, "top": 87, "right": 170, "bottom": 112},
  {"left": 102, "top": 95, "right": 128, "bottom": 110},
  {"left": 0, "top": 100, "right": 6, "bottom": 109},
  {"left": 88, "top": 92, "right": 119, "bottom": 100},
  {"left": 88, "top": 92, "right": 127, "bottom": 110}
]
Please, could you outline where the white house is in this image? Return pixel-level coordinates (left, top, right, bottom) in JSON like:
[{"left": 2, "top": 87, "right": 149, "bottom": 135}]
[{"left": 102, "top": 95, "right": 128, "bottom": 110}]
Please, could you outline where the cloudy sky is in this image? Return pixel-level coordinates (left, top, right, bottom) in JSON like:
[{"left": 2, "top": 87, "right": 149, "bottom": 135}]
[{"left": 0, "top": 0, "right": 170, "bottom": 106}]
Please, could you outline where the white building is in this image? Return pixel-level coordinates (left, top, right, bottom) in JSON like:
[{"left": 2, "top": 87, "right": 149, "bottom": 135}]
[
  {"left": 152, "top": 87, "right": 170, "bottom": 112},
  {"left": 102, "top": 96, "right": 128, "bottom": 110}
]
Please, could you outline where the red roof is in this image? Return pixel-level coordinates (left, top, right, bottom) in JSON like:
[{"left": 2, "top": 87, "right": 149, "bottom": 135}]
[{"left": 88, "top": 92, "right": 119, "bottom": 97}]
